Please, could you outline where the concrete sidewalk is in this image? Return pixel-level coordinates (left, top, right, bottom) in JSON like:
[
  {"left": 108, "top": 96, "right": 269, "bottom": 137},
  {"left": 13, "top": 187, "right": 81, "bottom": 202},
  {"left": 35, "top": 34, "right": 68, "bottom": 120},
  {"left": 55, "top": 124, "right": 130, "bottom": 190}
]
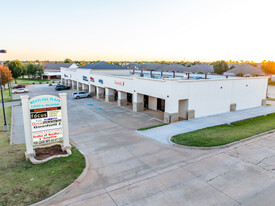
[{"left": 138, "top": 106, "right": 275, "bottom": 144}]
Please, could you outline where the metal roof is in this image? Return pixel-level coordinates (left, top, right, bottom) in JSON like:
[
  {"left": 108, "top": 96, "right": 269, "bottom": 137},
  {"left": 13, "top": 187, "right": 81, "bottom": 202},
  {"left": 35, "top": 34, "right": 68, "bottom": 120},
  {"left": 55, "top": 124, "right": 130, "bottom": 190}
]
[
  {"left": 44, "top": 63, "right": 74, "bottom": 71},
  {"left": 224, "top": 64, "right": 265, "bottom": 75},
  {"left": 78, "top": 61, "right": 125, "bottom": 70}
]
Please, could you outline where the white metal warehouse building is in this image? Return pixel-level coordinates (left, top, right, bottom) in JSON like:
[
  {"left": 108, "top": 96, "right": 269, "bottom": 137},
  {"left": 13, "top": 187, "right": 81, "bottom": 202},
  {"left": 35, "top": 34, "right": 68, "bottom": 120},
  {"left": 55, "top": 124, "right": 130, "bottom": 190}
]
[{"left": 61, "top": 62, "right": 268, "bottom": 123}]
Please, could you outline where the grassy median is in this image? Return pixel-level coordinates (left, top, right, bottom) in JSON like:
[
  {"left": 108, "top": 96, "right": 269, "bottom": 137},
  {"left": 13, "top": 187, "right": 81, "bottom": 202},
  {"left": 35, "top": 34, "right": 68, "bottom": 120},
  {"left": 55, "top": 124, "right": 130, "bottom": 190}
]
[
  {"left": 0, "top": 106, "right": 85, "bottom": 206},
  {"left": 171, "top": 113, "right": 275, "bottom": 147},
  {"left": 137, "top": 123, "right": 168, "bottom": 131},
  {"left": 12, "top": 78, "right": 49, "bottom": 86}
]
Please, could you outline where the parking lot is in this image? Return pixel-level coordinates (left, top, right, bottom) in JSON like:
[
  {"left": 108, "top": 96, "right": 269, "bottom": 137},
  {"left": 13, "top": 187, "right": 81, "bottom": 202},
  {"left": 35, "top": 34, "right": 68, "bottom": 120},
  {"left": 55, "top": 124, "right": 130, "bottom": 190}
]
[{"left": 11, "top": 84, "right": 275, "bottom": 206}]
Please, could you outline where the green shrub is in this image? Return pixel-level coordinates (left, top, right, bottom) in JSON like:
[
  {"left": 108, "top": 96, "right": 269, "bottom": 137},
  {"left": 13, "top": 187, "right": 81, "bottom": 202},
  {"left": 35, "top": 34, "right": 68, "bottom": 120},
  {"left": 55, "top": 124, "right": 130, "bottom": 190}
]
[
  {"left": 32, "top": 82, "right": 35, "bottom": 84},
  {"left": 49, "top": 83, "right": 52, "bottom": 86},
  {"left": 39, "top": 82, "right": 42, "bottom": 84},
  {"left": 52, "top": 81, "right": 55, "bottom": 83},
  {"left": 236, "top": 73, "right": 244, "bottom": 77}
]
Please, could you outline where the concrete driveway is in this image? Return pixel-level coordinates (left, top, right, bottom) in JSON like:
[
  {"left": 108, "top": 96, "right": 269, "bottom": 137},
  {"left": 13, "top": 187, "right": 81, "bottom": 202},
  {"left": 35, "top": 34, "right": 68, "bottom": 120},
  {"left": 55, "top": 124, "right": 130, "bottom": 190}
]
[{"left": 11, "top": 85, "right": 275, "bottom": 206}]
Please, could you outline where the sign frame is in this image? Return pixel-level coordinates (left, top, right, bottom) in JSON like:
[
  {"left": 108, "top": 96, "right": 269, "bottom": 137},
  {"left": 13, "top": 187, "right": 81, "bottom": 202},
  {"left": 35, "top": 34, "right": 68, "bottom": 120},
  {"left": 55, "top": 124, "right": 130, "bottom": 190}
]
[{"left": 21, "top": 93, "right": 71, "bottom": 164}]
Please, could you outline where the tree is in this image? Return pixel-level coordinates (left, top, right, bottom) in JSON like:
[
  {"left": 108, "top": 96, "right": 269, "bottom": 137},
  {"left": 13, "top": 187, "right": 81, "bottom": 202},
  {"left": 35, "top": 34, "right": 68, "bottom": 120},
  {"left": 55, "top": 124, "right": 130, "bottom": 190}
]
[
  {"left": 5, "top": 60, "right": 24, "bottom": 83},
  {"left": 26, "top": 63, "right": 37, "bottom": 78},
  {"left": 213, "top": 60, "right": 229, "bottom": 74},
  {"left": 0, "top": 65, "right": 13, "bottom": 88},
  {"left": 64, "top": 58, "right": 73, "bottom": 63},
  {"left": 36, "top": 64, "right": 44, "bottom": 79},
  {"left": 79, "top": 60, "right": 85, "bottom": 66},
  {"left": 261, "top": 61, "right": 275, "bottom": 74},
  {"left": 22, "top": 66, "right": 27, "bottom": 78},
  {"left": 236, "top": 73, "right": 244, "bottom": 77}
]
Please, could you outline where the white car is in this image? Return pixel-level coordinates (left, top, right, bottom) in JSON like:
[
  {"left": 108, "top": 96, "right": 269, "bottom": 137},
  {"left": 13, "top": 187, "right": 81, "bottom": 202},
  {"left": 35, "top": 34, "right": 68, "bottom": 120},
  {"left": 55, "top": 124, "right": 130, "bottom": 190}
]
[
  {"left": 12, "top": 88, "right": 29, "bottom": 94},
  {"left": 72, "top": 91, "right": 91, "bottom": 99}
]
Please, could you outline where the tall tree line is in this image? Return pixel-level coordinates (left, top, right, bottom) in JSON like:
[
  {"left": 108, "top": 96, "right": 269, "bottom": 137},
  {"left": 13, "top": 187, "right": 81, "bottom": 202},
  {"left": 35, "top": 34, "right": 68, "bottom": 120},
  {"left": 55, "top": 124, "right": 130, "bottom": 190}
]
[{"left": 5, "top": 60, "right": 44, "bottom": 83}]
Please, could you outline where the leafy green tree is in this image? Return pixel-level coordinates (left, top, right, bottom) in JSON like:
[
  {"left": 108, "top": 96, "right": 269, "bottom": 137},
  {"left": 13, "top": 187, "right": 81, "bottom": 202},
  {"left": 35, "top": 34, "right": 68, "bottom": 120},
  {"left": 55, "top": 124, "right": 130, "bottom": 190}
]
[
  {"left": 213, "top": 60, "right": 229, "bottom": 74},
  {"left": 261, "top": 61, "right": 275, "bottom": 74},
  {"left": 36, "top": 64, "right": 44, "bottom": 79},
  {"left": 22, "top": 66, "right": 27, "bottom": 78},
  {"left": 26, "top": 63, "right": 37, "bottom": 78},
  {"left": 5, "top": 60, "right": 24, "bottom": 83},
  {"left": 64, "top": 58, "right": 73, "bottom": 63}
]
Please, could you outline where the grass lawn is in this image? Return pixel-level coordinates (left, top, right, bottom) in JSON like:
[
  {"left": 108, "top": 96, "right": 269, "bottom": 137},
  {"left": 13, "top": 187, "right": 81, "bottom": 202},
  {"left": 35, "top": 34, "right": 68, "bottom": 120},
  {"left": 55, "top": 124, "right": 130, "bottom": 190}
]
[
  {"left": 137, "top": 123, "right": 168, "bottom": 131},
  {"left": 12, "top": 78, "right": 50, "bottom": 86},
  {"left": 171, "top": 113, "right": 275, "bottom": 147},
  {"left": 0, "top": 107, "right": 86, "bottom": 206},
  {"left": 268, "top": 81, "right": 275, "bottom": 86},
  {"left": 0, "top": 89, "right": 18, "bottom": 102}
]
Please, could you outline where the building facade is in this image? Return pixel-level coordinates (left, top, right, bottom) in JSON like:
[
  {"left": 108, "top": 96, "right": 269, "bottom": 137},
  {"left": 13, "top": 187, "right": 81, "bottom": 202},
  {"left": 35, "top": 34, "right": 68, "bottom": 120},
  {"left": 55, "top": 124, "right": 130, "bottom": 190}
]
[{"left": 61, "top": 63, "right": 268, "bottom": 123}]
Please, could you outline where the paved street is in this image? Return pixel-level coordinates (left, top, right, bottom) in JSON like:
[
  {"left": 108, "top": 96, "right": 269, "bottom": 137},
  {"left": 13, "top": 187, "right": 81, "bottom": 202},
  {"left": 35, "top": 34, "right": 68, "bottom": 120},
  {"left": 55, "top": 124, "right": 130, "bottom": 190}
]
[{"left": 11, "top": 85, "right": 275, "bottom": 206}]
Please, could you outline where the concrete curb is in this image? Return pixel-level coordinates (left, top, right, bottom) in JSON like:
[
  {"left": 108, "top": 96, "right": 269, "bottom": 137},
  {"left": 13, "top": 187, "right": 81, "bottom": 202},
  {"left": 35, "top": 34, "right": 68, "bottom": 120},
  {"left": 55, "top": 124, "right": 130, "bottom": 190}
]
[
  {"left": 10, "top": 105, "right": 14, "bottom": 145},
  {"left": 168, "top": 129, "right": 275, "bottom": 150},
  {"left": 31, "top": 141, "right": 89, "bottom": 206}
]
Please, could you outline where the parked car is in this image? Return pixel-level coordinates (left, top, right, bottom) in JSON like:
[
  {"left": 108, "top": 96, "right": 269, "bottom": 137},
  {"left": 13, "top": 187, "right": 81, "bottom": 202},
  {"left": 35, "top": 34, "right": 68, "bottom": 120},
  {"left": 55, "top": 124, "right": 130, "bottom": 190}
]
[
  {"left": 55, "top": 85, "right": 70, "bottom": 91},
  {"left": 12, "top": 85, "right": 25, "bottom": 89},
  {"left": 72, "top": 91, "right": 91, "bottom": 99},
  {"left": 12, "top": 88, "right": 29, "bottom": 94}
]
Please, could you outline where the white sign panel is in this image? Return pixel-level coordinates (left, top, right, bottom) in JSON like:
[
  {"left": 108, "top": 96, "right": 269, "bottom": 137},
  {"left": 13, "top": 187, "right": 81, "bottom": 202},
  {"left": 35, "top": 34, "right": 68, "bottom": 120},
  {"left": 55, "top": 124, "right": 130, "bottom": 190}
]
[
  {"left": 29, "top": 95, "right": 61, "bottom": 109},
  {"left": 32, "top": 129, "right": 63, "bottom": 146},
  {"left": 29, "top": 96, "right": 63, "bottom": 146}
]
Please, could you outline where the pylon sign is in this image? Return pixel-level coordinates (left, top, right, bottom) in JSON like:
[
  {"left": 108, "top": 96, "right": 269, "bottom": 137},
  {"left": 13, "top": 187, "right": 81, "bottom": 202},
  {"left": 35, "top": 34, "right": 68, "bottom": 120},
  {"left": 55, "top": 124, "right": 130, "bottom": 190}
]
[{"left": 21, "top": 93, "right": 71, "bottom": 164}]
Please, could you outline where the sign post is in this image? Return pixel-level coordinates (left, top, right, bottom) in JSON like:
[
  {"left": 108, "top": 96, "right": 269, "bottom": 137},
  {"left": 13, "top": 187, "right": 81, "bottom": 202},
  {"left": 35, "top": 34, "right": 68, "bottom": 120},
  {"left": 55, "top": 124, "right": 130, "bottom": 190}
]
[{"left": 21, "top": 93, "right": 71, "bottom": 164}]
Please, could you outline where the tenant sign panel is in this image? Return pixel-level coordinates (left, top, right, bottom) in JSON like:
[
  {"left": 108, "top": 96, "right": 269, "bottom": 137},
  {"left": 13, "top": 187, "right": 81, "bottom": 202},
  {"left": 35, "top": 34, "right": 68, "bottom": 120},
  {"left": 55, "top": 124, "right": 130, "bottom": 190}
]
[
  {"left": 30, "top": 106, "right": 63, "bottom": 145},
  {"left": 29, "top": 96, "right": 63, "bottom": 146},
  {"left": 21, "top": 94, "right": 71, "bottom": 163}
]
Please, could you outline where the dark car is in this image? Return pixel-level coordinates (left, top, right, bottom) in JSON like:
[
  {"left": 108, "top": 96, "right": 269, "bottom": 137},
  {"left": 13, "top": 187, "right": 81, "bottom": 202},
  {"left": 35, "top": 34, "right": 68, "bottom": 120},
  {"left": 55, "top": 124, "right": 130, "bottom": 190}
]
[
  {"left": 12, "top": 85, "right": 25, "bottom": 89},
  {"left": 55, "top": 85, "right": 70, "bottom": 91}
]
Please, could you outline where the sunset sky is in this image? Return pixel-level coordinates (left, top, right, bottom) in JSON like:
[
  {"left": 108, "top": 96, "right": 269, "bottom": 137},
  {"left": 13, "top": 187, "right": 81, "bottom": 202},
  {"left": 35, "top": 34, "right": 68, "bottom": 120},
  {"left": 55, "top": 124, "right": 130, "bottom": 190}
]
[{"left": 0, "top": 0, "right": 274, "bottom": 62}]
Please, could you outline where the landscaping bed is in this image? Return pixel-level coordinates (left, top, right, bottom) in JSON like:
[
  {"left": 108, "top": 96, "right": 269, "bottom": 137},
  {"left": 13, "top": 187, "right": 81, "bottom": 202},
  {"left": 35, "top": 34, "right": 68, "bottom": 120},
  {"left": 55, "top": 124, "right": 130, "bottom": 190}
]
[
  {"left": 171, "top": 113, "right": 275, "bottom": 147},
  {"left": 0, "top": 106, "right": 85, "bottom": 206}
]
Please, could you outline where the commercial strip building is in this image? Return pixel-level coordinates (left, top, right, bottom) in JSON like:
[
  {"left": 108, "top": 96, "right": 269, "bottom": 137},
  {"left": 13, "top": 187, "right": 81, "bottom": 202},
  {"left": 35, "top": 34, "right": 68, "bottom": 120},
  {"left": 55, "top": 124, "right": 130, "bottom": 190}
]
[
  {"left": 61, "top": 62, "right": 268, "bottom": 123},
  {"left": 43, "top": 63, "right": 77, "bottom": 80}
]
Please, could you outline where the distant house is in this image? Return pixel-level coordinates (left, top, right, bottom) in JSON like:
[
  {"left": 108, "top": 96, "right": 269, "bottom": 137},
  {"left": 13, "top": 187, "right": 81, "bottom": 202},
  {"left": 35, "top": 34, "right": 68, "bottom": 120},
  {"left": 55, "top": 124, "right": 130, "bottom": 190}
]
[
  {"left": 43, "top": 63, "right": 77, "bottom": 80},
  {"left": 224, "top": 64, "right": 265, "bottom": 77}
]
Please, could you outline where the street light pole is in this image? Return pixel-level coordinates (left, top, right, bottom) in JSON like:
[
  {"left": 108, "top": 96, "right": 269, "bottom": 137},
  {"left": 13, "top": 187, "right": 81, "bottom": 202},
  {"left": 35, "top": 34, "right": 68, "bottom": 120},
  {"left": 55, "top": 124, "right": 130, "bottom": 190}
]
[
  {"left": 7, "top": 70, "right": 11, "bottom": 99},
  {"left": 0, "top": 71, "right": 8, "bottom": 131},
  {"left": 0, "top": 49, "right": 9, "bottom": 132}
]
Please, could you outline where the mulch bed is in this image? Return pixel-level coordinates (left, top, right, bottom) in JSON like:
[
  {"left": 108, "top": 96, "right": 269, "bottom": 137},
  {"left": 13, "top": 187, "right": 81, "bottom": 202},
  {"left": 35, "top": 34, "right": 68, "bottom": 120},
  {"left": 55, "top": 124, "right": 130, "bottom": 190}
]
[{"left": 35, "top": 144, "right": 67, "bottom": 160}]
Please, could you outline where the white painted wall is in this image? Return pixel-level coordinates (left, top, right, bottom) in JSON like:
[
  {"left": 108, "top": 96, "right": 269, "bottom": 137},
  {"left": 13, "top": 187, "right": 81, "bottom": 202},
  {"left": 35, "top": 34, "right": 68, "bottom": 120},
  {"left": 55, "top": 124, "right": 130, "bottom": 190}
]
[
  {"left": 61, "top": 67, "right": 268, "bottom": 118},
  {"left": 148, "top": 96, "right": 157, "bottom": 110}
]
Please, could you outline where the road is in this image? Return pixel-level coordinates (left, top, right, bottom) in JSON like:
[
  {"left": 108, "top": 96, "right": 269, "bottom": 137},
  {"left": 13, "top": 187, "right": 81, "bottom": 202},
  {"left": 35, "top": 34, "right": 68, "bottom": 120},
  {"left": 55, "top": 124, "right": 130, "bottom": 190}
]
[{"left": 11, "top": 85, "right": 275, "bottom": 206}]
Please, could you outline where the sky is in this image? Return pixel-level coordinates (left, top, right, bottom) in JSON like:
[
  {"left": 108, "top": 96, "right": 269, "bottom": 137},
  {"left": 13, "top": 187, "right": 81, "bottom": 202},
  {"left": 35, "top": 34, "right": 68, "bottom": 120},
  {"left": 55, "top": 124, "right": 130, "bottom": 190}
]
[{"left": 0, "top": 0, "right": 274, "bottom": 62}]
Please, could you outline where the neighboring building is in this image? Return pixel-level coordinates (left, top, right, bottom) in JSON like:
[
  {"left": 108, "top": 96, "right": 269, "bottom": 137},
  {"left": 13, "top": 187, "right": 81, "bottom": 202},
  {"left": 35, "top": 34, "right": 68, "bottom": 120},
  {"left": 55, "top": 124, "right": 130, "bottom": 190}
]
[
  {"left": 181, "top": 64, "right": 214, "bottom": 73},
  {"left": 124, "top": 63, "right": 213, "bottom": 74},
  {"left": 43, "top": 63, "right": 77, "bottom": 80},
  {"left": 224, "top": 64, "right": 265, "bottom": 77},
  {"left": 61, "top": 62, "right": 268, "bottom": 123}
]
